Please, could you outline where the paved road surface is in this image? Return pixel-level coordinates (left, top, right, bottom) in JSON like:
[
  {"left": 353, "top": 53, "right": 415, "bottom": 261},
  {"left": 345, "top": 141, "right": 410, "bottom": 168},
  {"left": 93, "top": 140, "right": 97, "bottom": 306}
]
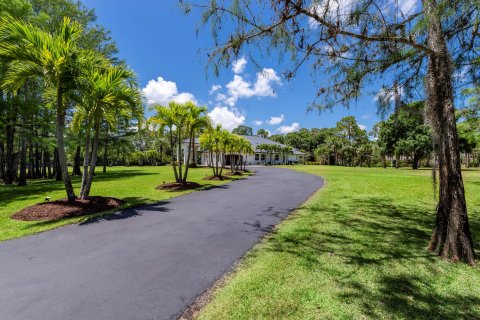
[{"left": 0, "top": 167, "right": 323, "bottom": 320}]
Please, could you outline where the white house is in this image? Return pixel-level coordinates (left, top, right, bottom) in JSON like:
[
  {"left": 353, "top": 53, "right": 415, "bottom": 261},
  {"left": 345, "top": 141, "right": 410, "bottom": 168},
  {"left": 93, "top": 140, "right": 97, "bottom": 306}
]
[{"left": 182, "top": 135, "right": 306, "bottom": 166}]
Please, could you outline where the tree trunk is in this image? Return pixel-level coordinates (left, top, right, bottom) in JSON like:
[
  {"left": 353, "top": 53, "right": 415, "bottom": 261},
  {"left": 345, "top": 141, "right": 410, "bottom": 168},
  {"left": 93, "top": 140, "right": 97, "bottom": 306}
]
[
  {"left": 12, "top": 152, "right": 18, "bottom": 182},
  {"left": 424, "top": 0, "right": 475, "bottom": 265},
  {"left": 169, "top": 129, "right": 179, "bottom": 182},
  {"left": 80, "top": 129, "right": 91, "bottom": 197},
  {"left": 412, "top": 153, "right": 420, "bottom": 170},
  {"left": 53, "top": 147, "right": 62, "bottom": 181},
  {"left": 81, "top": 122, "right": 100, "bottom": 199},
  {"left": 159, "top": 143, "right": 163, "bottom": 163},
  {"left": 73, "top": 145, "right": 82, "bottom": 176},
  {"left": 4, "top": 121, "right": 15, "bottom": 184},
  {"left": 103, "top": 127, "right": 108, "bottom": 174},
  {"left": 18, "top": 138, "right": 27, "bottom": 186},
  {"left": 0, "top": 141, "right": 5, "bottom": 181},
  {"left": 45, "top": 150, "right": 52, "bottom": 178},
  {"left": 177, "top": 131, "right": 183, "bottom": 182},
  {"left": 35, "top": 143, "right": 40, "bottom": 178},
  {"left": 27, "top": 143, "right": 34, "bottom": 179},
  {"left": 183, "top": 132, "right": 193, "bottom": 184},
  {"left": 56, "top": 87, "right": 76, "bottom": 201}
]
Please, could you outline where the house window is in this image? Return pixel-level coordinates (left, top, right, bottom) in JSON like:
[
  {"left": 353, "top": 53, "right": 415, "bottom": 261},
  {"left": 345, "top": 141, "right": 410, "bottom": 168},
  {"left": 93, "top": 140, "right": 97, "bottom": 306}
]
[
  {"left": 275, "top": 154, "right": 279, "bottom": 161},
  {"left": 261, "top": 154, "right": 265, "bottom": 160},
  {"left": 255, "top": 154, "right": 259, "bottom": 160}
]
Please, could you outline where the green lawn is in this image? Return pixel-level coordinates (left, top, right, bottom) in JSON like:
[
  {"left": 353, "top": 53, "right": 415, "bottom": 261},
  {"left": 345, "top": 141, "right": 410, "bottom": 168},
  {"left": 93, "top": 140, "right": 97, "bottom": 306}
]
[
  {"left": 0, "top": 166, "right": 234, "bottom": 242},
  {"left": 197, "top": 166, "right": 480, "bottom": 320}
]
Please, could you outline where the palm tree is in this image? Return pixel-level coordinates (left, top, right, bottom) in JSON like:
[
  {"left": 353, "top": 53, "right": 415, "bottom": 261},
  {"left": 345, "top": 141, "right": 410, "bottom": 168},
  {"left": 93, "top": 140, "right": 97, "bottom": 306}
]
[
  {"left": 73, "top": 58, "right": 141, "bottom": 199},
  {"left": 183, "top": 102, "right": 209, "bottom": 184},
  {"left": 239, "top": 137, "right": 254, "bottom": 170},
  {"left": 199, "top": 125, "right": 216, "bottom": 176},
  {"left": 282, "top": 146, "right": 293, "bottom": 165},
  {"left": 256, "top": 143, "right": 269, "bottom": 165},
  {"left": 0, "top": 16, "right": 81, "bottom": 201},
  {"left": 150, "top": 102, "right": 187, "bottom": 182}
]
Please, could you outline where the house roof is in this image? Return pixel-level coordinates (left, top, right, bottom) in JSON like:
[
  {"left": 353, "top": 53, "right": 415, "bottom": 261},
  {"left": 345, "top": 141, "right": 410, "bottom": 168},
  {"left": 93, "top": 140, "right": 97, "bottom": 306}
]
[{"left": 186, "top": 135, "right": 305, "bottom": 155}]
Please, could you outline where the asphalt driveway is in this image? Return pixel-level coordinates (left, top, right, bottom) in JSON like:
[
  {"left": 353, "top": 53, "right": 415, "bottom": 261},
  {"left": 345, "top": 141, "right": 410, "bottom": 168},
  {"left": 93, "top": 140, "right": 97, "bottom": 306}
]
[{"left": 0, "top": 167, "right": 323, "bottom": 320}]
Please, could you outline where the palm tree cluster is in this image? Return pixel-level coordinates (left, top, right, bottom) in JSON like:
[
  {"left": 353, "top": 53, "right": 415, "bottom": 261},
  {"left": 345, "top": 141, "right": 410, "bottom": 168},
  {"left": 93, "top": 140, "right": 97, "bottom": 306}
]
[
  {"left": 256, "top": 143, "right": 293, "bottom": 165},
  {"left": 150, "top": 101, "right": 209, "bottom": 185},
  {"left": 0, "top": 15, "right": 142, "bottom": 201},
  {"left": 200, "top": 125, "right": 254, "bottom": 177}
]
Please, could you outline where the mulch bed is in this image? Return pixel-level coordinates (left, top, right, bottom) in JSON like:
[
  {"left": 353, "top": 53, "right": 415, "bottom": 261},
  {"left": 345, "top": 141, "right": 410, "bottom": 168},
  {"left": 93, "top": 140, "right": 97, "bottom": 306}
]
[
  {"left": 224, "top": 171, "right": 243, "bottom": 176},
  {"left": 156, "top": 181, "right": 202, "bottom": 191},
  {"left": 202, "top": 175, "right": 231, "bottom": 181},
  {"left": 11, "top": 196, "right": 124, "bottom": 221}
]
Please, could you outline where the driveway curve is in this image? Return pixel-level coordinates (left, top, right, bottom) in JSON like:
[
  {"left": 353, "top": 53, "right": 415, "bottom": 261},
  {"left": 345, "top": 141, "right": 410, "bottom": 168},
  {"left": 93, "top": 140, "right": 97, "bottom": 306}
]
[{"left": 0, "top": 166, "right": 323, "bottom": 320}]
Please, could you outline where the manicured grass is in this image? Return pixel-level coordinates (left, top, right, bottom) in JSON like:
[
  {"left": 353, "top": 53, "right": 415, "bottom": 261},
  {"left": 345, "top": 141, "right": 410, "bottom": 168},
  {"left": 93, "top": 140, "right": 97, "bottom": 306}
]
[
  {"left": 0, "top": 166, "right": 236, "bottom": 242},
  {"left": 197, "top": 166, "right": 480, "bottom": 319}
]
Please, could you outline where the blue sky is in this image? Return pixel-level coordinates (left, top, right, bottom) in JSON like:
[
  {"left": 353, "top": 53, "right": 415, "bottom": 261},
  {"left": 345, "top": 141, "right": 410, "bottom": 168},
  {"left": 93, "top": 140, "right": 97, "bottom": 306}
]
[{"left": 83, "top": 0, "right": 385, "bottom": 133}]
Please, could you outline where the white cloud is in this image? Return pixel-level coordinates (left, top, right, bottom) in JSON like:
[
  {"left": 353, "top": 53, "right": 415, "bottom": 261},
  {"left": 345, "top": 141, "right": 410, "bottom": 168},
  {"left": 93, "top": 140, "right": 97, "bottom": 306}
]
[
  {"left": 171, "top": 92, "right": 196, "bottom": 104},
  {"left": 374, "top": 86, "right": 404, "bottom": 103},
  {"left": 142, "top": 76, "right": 196, "bottom": 106},
  {"left": 224, "top": 68, "right": 282, "bottom": 106},
  {"left": 267, "top": 114, "right": 285, "bottom": 125},
  {"left": 397, "top": 0, "right": 418, "bottom": 14},
  {"left": 361, "top": 114, "right": 371, "bottom": 120},
  {"left": 232, "top": 57, "right": 247, "bottom": 74},
  {"left": 253, "top": 120, "right": 263, "bottom": 125},
  {"left": 308, "top": 0, "right": 356, "bottom": 28},
  {"left": 208, "top": 106, "right": 246, "bottom": 131},
  {"left": 358, "top": 124, "right": 367, "bottom": 130},
  {"left": 277, "top": 122, "right": 300, "bottom": 134},
  {"left": 209, "top": 84, "right": 222, "bottom": 95}
]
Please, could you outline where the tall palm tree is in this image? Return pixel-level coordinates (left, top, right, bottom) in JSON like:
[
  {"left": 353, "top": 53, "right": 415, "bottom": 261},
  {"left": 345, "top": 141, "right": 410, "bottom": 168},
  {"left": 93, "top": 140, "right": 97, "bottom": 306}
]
[
  {"left": 256, "top": 143, "right": 268, "bottom": 165},
  {"left": 239, "top": 137, "right": 254, "bottom": 170},
  {"left": 0, "top": 16, "right": 81, "bottom": 201},
  {"left": 73, "top": 58, "right": 141, "bottom": 198},
  {"left": 150, "top": 102, "right": 187, "bottom": 182},
  {"left": 183, "top": 102, "right": 209, "bottom": 184}
]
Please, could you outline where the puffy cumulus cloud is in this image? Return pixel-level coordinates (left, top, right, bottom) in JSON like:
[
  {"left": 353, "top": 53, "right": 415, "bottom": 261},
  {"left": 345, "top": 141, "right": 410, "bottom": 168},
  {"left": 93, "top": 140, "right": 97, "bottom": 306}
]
[
  {"left": 358, "top": 124, "right": 367, "bottom": 131},
  {"left": 208, "top": 106, "right": 246, "bottom": 131},
  {"left": 253, "top": 120, "right": 263, "bottom": 126},
  {"left": 209, "top": 84, "right": 222, "bottom": 95},
  {"left": 222, "top": 68, "right": 282, "bottom": 106},
  {"left": 232, "top": 57, "right": 247, "bottom": 74},
  {"left": 142, "top": 76, "right": 196, "bottom": 106},
  {"left": 267, "top": 114, "right": 285, "bottom": 125},
  {"left": 277, "top": 122, "right": 300, "bottom": 134}
]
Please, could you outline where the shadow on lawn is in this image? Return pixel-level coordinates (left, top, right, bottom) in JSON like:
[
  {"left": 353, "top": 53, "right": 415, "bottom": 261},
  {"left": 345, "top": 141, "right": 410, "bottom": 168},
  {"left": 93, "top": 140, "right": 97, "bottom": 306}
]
[
  {"left": 342, "top": 273, "right": 480, "bottom": 319},
  {"left": 268, "top": 197, "right": 437, "bottom": 268},
  {"left": 0, "top": 169, "right": 156, "bottom": 206},
  {"left": 265, "top": 196, "right": 480, "bottom": 317}
]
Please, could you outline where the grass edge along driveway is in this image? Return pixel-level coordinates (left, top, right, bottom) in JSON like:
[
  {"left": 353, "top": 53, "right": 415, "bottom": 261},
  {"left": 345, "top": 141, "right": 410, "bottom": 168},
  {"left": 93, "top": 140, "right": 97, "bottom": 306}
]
[
  {"left": 196, "top": 165, "right": 480, "bottom": 320},
  {"left": 0, "top": 166, "right": 243, "bottom": 242}
]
